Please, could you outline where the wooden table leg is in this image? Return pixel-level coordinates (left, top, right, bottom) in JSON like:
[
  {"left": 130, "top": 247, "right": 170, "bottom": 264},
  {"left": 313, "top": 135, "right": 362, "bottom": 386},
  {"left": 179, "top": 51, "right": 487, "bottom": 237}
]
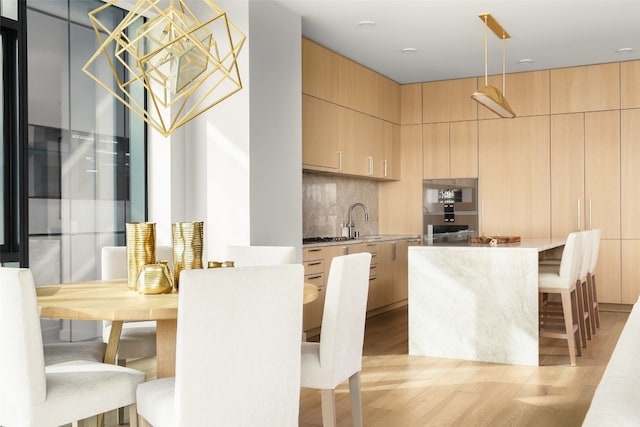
[
  {"left": 103, "top": 320, "right": 123, "bottom": 364},
  {"left": 156, "top": 319, "right": 177, "bottom": 378}
]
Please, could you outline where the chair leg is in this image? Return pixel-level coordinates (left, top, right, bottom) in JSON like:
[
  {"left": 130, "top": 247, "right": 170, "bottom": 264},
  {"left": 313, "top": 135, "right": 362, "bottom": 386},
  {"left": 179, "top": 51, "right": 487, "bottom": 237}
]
[
  {"left": 320, "top": 389, "right": 337, "bottom": 427},
  {"left": 562, "top": 290, "right": 579, "bottom": 365},
  {"left": 590, "top": 273, "right": 601, "bottom": 329},
  {"left": 128, "top": 404, "right": 138, "bottom": 427},
  {"left": 117, "top": 359, "right": 126, "bottom": 425},
  {"left": 574, "top": 279, "right": 589, "bottom": 348},
  {"left": 585, "top": 274, "right": 597, "bottom": 334},
  {"left": 349, "top": 372, "right": 363, "bottom": 427}
]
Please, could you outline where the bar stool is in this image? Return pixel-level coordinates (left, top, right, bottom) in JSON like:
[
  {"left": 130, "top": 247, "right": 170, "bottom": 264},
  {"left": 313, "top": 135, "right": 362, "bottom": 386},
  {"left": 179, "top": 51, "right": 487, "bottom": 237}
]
[
  {"left": 576, "top": 230, "right": 592, "bottom": 347},
  {"left": 539, "top": 231, "right": 583, "bottom": 366}
]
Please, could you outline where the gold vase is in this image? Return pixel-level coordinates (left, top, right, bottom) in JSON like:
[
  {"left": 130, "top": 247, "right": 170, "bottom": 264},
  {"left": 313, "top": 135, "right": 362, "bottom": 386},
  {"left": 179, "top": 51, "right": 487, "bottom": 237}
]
[
  {"left": 172, "top": 221, "right": 204, "bottom": 289},
  {"left": 136, "top": 263, "right": 173, "bottom": 294},
  {"left": 126, "top": 222, "right": 157, "bottom": 291}
]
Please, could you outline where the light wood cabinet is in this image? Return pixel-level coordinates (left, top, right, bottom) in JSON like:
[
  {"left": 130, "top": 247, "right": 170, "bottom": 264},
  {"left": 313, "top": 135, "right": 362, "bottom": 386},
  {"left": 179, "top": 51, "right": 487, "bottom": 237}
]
[
  {"left": 400, "top": 83, "right": 422, "bottom": 125},
  {"left": 550, "top": 113, "right": 586, "bottom": 237},
  {"left": 550, "top": 63, "right": 620, "bottom": 113},
  {"left": 423, "top": 123, "right": 449, "bottom": 179},
  {"left": 422, "top": 77, "right": 478, "bottom": 123},
  {"left": 302, "top": 95, "right": 342, "bottom": 172},
  {"left": 302, "top": 38, "right": 338, "bottom": 103},
  {"left": 450, "top": 121, "right": 478, "bottom": 178},
  {"left": 379, "top": 125, "right": 423, "bottom": 235},
  {"left": 598, "top": 239, "right": 622, "bottom": 304},
  {"left": 375, "top": 241, "right": 395, "bottom": 309},
  {"left": 621, "top": 109, "right": 640, "bottom": 238},
  {"left": 423, "top": 121, "right": 478, "bottom": 179},
  {"left": 478, "top": 116, "right": 550, "bottom": 238},
  {"left": 383, "top": 122, "right": 401, "bottom": 180},
  {"left": 393, "top": 238, "right": 421, "bottom": 302},
  {"left": 382, "top": 76, "right": 401, "bottom": 124},
  {"left": 621, "top": 60, "right": 640, "bottom": 109},
  {"left": 302, "top": 245, "right": 347, "bottom": 333},
  {"left": 479, "top": 70, "right": 550, "bottom": 119},
  {"left": 622, "top": 240, "right": 640, "bottom": 304},
  {"left": 337, "top": 56, "right": 384, "bottom": 118},
  {"left": 585, "top": 110, "right": 620, "bottom": 239}
]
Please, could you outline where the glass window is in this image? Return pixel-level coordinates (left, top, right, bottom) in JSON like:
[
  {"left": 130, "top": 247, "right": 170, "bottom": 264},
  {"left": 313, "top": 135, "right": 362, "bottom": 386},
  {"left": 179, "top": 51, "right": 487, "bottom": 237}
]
[
  {"left": 26, "top": 1, "right": 146, "bottom": 342},
  {"left": 1, "top": 0, "right": 18, "bottom": 20}
]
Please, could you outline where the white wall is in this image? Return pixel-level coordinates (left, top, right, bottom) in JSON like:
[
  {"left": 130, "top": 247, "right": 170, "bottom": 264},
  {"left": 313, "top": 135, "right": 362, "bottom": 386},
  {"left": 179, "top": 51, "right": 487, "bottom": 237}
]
[{"left": 148, "top": 0, "right": 302, "bottom": 261}]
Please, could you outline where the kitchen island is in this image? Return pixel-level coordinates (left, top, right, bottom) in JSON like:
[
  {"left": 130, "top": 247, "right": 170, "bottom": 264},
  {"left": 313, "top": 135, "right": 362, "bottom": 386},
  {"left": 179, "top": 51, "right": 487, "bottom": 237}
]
[{"left": 408, "top": 238, "right": 564, "bottom": 366}]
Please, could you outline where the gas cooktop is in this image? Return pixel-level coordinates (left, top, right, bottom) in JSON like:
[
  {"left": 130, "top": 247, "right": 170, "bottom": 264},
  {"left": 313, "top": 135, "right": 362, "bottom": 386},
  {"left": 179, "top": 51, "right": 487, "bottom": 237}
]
[{"left": 302, "top": 236, "right": 353, "bottom": 244}]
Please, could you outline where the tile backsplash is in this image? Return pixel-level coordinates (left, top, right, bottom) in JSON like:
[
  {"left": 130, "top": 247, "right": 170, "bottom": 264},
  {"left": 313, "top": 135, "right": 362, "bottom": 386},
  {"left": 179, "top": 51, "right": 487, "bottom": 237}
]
[{"left": 302, "top": 172, "right": 378, "bottom": 238}]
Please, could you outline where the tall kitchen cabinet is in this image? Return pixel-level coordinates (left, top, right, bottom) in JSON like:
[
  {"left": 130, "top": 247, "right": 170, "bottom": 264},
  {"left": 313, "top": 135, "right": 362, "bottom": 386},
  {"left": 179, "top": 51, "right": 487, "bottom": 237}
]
[
  {"left": 550, "top": 111, "right": 622, "bottom": 303},
  {"left": 478, "top": 116, "right": 550, "bottom": 238},
  {"left": 622, "top": 108, "right": 640, "bottom": 303}
]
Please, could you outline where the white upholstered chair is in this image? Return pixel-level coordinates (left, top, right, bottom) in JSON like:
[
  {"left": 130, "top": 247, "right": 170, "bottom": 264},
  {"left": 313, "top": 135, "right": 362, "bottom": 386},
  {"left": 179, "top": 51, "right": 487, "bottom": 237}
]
[
  {"left": 224, "top": 245, "right": 296, "bottom": 266},
  {"left": 0, "top": 267, "right": 145, "bottom": 427},
  {"left": 101, "top": 245, "right": 173, "bottom": 364},
  {"left": 539, "top": 231, "right": 583, "bottom": 365},
  {"left": 300, "top": 252, "right": 373, "bottom": 427},
  {"left": 43, "top": 340, "right": 106, "bottom": 365},
  {"left": 136, "top": 265, "right": 304, "bottom": 426}
]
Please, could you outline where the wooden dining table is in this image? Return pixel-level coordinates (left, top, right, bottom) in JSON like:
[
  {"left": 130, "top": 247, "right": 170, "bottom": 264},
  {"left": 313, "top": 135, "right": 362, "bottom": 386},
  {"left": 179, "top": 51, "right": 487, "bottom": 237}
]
[{"left": 37, "top": 278, "right": 319, "bottom": 378}]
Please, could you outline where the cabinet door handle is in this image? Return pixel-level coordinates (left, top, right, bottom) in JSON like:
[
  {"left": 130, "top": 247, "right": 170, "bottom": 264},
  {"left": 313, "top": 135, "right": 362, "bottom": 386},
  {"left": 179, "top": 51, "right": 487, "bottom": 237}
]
[
  {"left": 384, "top": 159, "right": 388, "bottom": 177},
  {"left": 307, "top": 248, "right": 321, "bottom": 253},
  {"left": 306, "top": 275, "right": 322, "bottom": 280},
  {"left": 307, "top": 262, "right": 322, "bottom": 266},
  {"left": 338, "top": 151, "right": 343, "bottom": 171},
  {"left": 368, "top": 156, "right": 374, "bottom": 175},
  {"left": 481, "top": 199, "right": 485, "bottom": 235},
  {"left": 577, "top": 197, "right": 581, "bottom": 231},
  {"left": 589, "top": 197, "right": 593, "bottom": 229}
]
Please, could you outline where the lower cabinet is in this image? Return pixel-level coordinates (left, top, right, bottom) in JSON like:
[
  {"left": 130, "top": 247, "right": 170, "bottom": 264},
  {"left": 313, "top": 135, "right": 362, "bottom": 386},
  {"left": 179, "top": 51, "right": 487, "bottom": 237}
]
[{"left": 303, "top": 238, "right": 418, "bottom": 334}]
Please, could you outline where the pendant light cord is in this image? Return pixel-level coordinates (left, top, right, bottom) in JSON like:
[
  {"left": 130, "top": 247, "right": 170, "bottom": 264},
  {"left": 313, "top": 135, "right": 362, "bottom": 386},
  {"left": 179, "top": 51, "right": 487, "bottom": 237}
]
[{"left": 484, "top": 16, "right": 488, "bottom": 86}]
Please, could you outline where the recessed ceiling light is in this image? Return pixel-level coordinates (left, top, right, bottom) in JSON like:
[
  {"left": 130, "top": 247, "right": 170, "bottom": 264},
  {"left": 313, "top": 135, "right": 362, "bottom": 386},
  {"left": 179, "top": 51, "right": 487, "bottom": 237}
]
[
  {"left": 401, "top": 48, "right": 417, "bottom": 54},
  {"left": 518, "top": 58, "right": 534, "bottom": 65},
  {"left": 358, "top": 20, "right": 376, "bottom": 28},
  {"left": 616, "top": 47, "right": 634, "bottom": 54}
]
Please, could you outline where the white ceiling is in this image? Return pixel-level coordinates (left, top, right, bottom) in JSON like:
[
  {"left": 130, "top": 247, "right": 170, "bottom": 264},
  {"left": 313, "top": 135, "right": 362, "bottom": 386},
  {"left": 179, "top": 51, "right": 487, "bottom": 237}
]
[{"left": 273, "top": 0, "right": 640, "bottom": 84}]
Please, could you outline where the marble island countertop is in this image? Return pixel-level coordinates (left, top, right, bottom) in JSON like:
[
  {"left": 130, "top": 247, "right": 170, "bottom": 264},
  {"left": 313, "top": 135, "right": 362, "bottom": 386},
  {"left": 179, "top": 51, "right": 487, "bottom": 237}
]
[
  {"left": 425, "top": 237, "right": 566, "bottom": 252},
  {"left": 303, "top": 234, "right": 421, "bottom": 248}
]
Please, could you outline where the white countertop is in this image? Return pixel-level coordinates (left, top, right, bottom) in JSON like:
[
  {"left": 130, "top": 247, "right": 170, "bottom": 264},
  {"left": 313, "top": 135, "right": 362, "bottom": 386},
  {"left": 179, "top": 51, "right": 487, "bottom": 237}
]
[
  {"left": 420, "top": 237, "right": 565, "bottom": 252},
  {"left": 303, "top": 234, "right": 421, "bottom": 248}
]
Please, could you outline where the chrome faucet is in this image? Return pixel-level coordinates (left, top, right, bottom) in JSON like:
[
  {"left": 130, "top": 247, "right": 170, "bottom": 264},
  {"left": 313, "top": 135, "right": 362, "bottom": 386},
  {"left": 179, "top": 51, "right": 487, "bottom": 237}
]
[{"left": 346, "top": 202, "right": 369, "bottom": 239}]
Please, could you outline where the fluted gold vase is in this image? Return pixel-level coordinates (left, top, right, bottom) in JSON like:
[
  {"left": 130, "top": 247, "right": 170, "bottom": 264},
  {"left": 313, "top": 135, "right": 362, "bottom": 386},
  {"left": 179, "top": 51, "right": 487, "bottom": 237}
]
[
  {"left": 126, "top": 222, "right": 157, "bottom": 291},
  {"left": 172, "top": 221, "right": 204, "bottom": 289}
]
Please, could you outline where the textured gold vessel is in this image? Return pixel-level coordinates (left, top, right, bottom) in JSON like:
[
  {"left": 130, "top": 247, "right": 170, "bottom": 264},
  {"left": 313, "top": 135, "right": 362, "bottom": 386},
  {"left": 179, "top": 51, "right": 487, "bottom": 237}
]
[
  {"left": 172, "top": 221, "right": 204, "bottom": 289},
  {"left": 136, "top": 263, "right": 173, "bottom": 294},
  {"left": 126, "top": 222, "right": 156, "bottom": 291}
]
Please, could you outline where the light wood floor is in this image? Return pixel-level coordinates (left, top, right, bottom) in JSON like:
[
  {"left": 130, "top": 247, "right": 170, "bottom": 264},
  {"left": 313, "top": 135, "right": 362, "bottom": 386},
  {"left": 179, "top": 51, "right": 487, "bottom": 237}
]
[{"left": 113, "top": 306, "right": 628, "bottom": 427}]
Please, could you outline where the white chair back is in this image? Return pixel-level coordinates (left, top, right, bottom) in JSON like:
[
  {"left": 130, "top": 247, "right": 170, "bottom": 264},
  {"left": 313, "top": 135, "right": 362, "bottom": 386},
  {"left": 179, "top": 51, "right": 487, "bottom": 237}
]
[
  {"left": 558, "top": 231, "right": 583, "bottom": 285},
  {"left": 319, "top": 252, "right": 372, "bottom": 385},
  {"left": 224, "top": 245, "right": 296, "bottom": 266},
  {"left": 101, "top": 245, "right": 173, "bottom": 280},
  {"left": 176, "top": 265, "right": 304, "bottom": 426},
  {"left": 589, "top": 229, "right": 602, "bottom": 274},
  {"left": 578, "top": 230, "right": 592, "bottom": 280},
  {"left": 0, "top": 267, "right": 46, "bottom": 425}
]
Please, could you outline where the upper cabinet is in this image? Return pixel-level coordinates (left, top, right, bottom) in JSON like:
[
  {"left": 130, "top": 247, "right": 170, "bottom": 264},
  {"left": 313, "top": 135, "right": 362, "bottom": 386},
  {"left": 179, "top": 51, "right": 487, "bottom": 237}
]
[
  {"left": 400, "top": 83, "right": 422, "bottom": 125},
  {"left": 337, "top": 55, "right": 384, "bottom": 118},
  {"left": 550, "top": 63, "right": 620, "bottom": 113},
  {"left": 479, "top": 70, "right": 550, "bottom": 119},
  {"left": 621, "top": 60, "right": 640, "bottom": 109},
  {"left": 422, "top": 78, "right": 478, "bottom": 123},
  {"left": 301, "top": 38, "right": 401, "bottom": 180},
  {"left": 302, "top": 38, "right": 338, "bottom": 103}
]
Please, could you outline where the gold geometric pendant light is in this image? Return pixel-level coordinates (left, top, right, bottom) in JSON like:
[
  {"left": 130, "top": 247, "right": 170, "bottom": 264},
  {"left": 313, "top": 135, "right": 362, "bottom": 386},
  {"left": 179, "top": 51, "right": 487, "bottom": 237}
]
[
  {"left": 471, "top": 13, "right": 516, "bottom": 118},
  {"left": 83, "top": 0, "right": 246, "bottom": 137}
]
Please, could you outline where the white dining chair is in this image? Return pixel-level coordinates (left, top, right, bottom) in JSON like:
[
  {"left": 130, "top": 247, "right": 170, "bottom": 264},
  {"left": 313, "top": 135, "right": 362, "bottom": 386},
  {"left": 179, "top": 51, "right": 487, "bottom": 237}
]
[
  {"left": 101, "top": 245, "right": 173, "bottom": 365},
  {"left": 0, "top": 267, "right": 145, "bottom": 427},
  {"left": 43, "top": 340, "right": 106, "bottom": 365},
  {"left": 224, "top": 245, "right": 296, "bottom": 266},
  {"left": 538, "top": 231, "right": 583, "bottom": 366},
  {"left": 300, "top": 252, "right": 373, "bottom": 427},
  {"left": 136, "top": 264, "right": 304, "bottom": 426}
]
